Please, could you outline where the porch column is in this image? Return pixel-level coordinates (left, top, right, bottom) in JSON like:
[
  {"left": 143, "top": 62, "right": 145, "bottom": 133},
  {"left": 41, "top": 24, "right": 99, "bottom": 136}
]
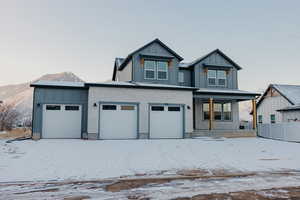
[
  {"left": 209, "top": 98, "right": 214, "bottom": 130},
  {"left": 252, "top": 99, "right": 257, "bottom": 129}
]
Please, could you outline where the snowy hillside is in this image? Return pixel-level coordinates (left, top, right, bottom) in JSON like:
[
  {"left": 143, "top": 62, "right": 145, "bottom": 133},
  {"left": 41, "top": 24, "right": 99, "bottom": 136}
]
[{"left": 0, "top": 72, "right": 84, "bottom": 120}]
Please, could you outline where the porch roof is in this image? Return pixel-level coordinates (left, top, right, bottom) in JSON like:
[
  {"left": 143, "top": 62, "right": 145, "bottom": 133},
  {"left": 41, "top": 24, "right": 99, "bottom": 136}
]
[{"left": 193, "top": 88, "right": 260, "bottom": 101}]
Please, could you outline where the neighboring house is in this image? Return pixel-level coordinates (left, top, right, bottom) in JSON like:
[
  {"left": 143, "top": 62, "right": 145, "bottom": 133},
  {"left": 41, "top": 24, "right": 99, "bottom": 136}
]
[
  {"left": 256, "top": 84, "right": 300, "bottom": 124},
  {"left": 31, "top": 38, "right": 260, "bottom": 140}
]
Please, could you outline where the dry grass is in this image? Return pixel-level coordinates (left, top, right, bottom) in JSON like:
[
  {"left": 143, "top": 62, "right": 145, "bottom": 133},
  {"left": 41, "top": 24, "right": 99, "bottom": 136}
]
[{"left": 0, "top": 128, "right": 31, "bottom": 139}]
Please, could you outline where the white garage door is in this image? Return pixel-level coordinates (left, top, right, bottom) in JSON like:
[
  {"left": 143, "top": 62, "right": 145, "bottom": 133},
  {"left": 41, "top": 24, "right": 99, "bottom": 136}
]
[
  {"left": 99, "top": 104, "right": 138, "bottom": 139},
  {"left": 42, "top": 104, "right": 82, "bottom": 139},
  {"left": 150, "top": 105, "right": 183, "bottom": 139}
]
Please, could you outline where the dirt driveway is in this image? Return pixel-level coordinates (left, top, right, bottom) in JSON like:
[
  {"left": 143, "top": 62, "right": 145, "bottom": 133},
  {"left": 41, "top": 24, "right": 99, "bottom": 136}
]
[{"left": 1, "top": 169, "right": 300, "bottom": 200}]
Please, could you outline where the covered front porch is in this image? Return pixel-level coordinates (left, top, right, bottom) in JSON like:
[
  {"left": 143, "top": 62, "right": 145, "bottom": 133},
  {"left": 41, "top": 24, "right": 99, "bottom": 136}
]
[{"left": 190, "top": 88, "right": 260, "bottom": 138}]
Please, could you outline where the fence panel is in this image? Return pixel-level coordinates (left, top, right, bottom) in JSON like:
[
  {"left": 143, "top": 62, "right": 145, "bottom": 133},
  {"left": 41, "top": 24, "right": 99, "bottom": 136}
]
[{"left": 258, "top": 122, "right": 300, "bottom": 142}]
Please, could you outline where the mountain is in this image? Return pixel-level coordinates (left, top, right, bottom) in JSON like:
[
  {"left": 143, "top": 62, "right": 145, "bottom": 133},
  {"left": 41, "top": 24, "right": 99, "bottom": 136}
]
[{"left": 0, "top": 72, "right": 84, "bottom": 121}]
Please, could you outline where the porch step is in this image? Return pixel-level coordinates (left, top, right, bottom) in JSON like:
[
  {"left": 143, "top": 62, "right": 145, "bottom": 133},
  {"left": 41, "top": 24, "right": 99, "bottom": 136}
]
[{"left": 188, "top": 129, "right": 257, "bottom": 138}]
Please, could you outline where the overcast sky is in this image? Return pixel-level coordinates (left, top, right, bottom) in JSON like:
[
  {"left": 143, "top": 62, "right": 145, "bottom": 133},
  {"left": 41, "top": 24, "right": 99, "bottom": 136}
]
[{"left": 0, "top": 0, "right": 299, "bottom": 91}]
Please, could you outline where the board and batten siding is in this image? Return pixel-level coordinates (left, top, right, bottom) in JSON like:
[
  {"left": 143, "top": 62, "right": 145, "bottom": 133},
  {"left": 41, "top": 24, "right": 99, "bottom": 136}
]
[
  {"left": 194, "top": 99, "right": 239, "bottom": 130},
  {"left": 131, "top": 42, "right": 180, "bottom": 85},
  {"left": 257, "top": 95, "right": 291, "bottom": 124},
  {"left": 32, "top": 87, "right": 88, "bottom": 139},
  {"left": 87, "top": 87, "right": 193, "bottom": 139},
  {"left": 116, "top": 60, "right": 132, "bottom": 82},
  {"left": 194, "top": 52, "right": 238, "bottom": 89}
]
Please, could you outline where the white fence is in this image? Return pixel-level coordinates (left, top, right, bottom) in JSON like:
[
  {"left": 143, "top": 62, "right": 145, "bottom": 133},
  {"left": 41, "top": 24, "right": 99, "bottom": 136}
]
[{"left": 258, "top": 122, "right": 300, "bottom": 142}]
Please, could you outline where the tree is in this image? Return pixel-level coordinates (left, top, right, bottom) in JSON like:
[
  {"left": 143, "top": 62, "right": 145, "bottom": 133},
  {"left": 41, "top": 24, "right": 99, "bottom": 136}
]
[{"left": 0, "top": 102, "right": 20, "bottom": 131}]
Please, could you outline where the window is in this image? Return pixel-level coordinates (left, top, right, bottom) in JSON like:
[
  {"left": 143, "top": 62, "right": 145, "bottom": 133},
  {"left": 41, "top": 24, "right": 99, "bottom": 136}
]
[
  {"left": 203, "top": 103, "right": 210, "bottom": 120},
  {"left": 46, "top": 105, "right": 61, "bottom": 110},
  {"left": 144, "top": 60, "right": 168, "bottom": 80},
  {"left": 144, "top": 60, "right": 156, "bottom": 79},
  {"left": 151, "top": 106, "right": 164, "bottom": 111},
  {"left": 157, "top": 61, "right": 168, "bottom": 80},
  {"left": 121, "top": 105, "right": 135, "bottom": 110},
  {"left": 202, "top": 103, "right": 232, "bottom": 121},
  {"left": 214, "top": 103, "right": 222, "bottom": 120},
  {"left": 65, "top": 106, "right": 79, "bottom": 111},
  {"left": 178, "top": 72, "right": 184, "bottom": 83},
  {"left": 217, "top": 70, "right": 226, "bottom": 86},
  {"left": 270, "top": 114, "right": 276, "bottom": 123},
  {"left": 208, "top": 70, "right": 217, "bottom": 86},
  {"left": 168, "top": 106, "right": 180, "bottom": 112},
  {"left": 207, "top": 70, "right": 227, "bottom": 86},
  {"left": 258, "top": 115, "right": 263, "bottom": 123},
  {"left": 223, "top": 103, "right": 231, "bottom": 120},
  {"left": 102, "top": 105, "right": 117, "bottom": 110}
]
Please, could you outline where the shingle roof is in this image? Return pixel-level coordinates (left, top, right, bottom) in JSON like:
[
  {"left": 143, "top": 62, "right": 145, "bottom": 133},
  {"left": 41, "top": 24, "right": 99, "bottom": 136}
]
[
  {"left": 256, "top": 84, "right": 300, "bottom": 111},
  {"left": 271, "top": 84, "right": 300, "bottom": 105},
  {"left": 277, "top": 105, "right": 300, "bottom": 112},
  {"left": 183, "top": 49, "right": 242, "bottom": 70}
]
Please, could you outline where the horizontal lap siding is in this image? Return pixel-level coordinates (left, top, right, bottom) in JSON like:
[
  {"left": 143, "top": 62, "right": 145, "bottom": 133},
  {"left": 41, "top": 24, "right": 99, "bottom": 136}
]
[{"left": 88, "top": 87, "right": 193, "bottom": 136}]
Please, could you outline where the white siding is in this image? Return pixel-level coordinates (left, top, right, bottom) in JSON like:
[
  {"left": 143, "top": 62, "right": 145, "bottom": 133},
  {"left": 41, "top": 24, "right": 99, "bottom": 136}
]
[
  {"left": 88, "top": 87, "right": 193, "bottom": 136},
  {"left": 257, "top": 95, "right": 291, "bottom": 124},
  {"left": 116, "top": 61, "right": 132, "bottom": 81},
  {"left": 282, "top": 111, "right": 300, "bottom": 122}
]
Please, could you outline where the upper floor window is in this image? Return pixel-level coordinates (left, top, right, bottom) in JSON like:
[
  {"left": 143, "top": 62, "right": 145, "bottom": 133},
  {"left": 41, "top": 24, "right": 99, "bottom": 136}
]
[
  {"left": 157, "top": 61, "right": 168, "bottom": 80},
  {"left": 144, "top": 60, "right": 156, "bottom": 79},
  {"left": 207, "top": 70, "right": 226, "bottom": 87},
  {"left": 178, "top": 72, "right": 184, "bottom": 83},
  {"left": 144, "top": 60, "right": 168, "bottom": 80}
]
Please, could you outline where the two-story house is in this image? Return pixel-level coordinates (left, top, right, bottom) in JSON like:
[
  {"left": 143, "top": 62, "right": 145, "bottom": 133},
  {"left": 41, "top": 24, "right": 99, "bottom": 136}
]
[{"left": 30, "top": 39, "right": 260, "bottom": 140}]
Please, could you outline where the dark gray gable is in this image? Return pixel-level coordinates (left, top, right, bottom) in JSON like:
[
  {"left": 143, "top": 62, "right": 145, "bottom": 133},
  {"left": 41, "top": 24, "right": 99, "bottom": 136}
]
[
  {"left": 118, "top": 38, "right": 183, "bottom": 70},
  {"left": 187, "top": 49, "right": 242, "bottom": 70}
]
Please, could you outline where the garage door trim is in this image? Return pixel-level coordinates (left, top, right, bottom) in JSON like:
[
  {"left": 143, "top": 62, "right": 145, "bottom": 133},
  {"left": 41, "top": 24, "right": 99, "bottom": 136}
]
[
  {"left": 148, "top": 103, "right": 185, "bottom": 139},
  {"left": 98, "top": 101, "right": 140, "bottom": 140},
  {"left": 41, "top": 103, "right": 84, "bottom": 139}
]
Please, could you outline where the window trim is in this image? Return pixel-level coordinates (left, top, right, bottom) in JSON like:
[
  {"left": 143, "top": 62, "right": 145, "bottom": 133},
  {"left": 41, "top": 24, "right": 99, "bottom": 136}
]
[
  {"left": 258, "top": 115, "right": 263, "bottom": 124},
  {"left": 157, "top": 61, "right": 168, "bottom": 80},
  {"left": 270, "top": 114, "right": 276, "bottom": 123},
  {"left": 207, "top": 69, "right": 227, "bottom": 87},
  {"left": 143, "top": 59, "right": 169, "bottom": 81},
  {"left": 144, "top": 60, "right": 156, "bottom": 80},
  {"left": 178, "top": 71, "right": 184, "bottom": 83},
  {"left": 202, "top": 102, "right": 232, "bottom": 121}
]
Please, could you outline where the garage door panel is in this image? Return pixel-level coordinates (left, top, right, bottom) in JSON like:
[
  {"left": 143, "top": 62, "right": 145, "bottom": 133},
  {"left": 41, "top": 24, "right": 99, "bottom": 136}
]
[
  {"left": 42, "top": 104, "right": 82, "bottom": 139},
  {"left": 150, "top": 105, "right": 183, "bottom": 139},
  {"left": 99, "top": 104, "right": 137, "bottom": 139}
]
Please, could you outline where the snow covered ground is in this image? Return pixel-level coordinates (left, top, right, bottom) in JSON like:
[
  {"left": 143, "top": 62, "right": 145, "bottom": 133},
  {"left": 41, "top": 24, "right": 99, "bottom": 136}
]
[{"left": 1, "top": 137, "right": 300, "bottom": 183}]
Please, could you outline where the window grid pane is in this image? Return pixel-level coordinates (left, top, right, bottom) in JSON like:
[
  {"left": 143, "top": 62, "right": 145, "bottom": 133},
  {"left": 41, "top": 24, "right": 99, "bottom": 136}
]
[{"left": 178, "top": 72, "right": 184, "bottom": 83}]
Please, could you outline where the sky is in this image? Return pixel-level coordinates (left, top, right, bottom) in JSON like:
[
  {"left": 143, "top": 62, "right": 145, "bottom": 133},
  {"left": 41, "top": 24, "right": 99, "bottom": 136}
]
[{"left": 0, "top": 0, "right": 299, "bottom": 91}]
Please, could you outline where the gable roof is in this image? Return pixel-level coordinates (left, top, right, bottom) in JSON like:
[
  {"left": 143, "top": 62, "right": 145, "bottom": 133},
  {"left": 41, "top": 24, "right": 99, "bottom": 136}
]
[
  {"left": 184, "top": 49, "right": 242, "bottom": 70},
  {"left": 256, "top": 84, "right": 300, "bottom": 110},
  {"left": 118, "top": 38, "right": 183, "bottom": 70}
]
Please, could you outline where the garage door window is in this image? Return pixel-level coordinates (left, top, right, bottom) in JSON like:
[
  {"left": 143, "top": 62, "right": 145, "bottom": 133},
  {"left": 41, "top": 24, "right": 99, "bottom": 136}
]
[
  {"left": 65, "top": 106, "right": 79, "bottom": 111},
  {"left": 102, "top": 105, "right": 117, "bottom": 110},
  {"left": 168, "top": 106, "right": 180, "bottom": 111},
  {"left": 151, "top": 106, "right": 164, "bottom": 111},
  {"left": 121, "top": 105, "right": 135, "bottom": 110},
  {"left": 46, "top": 105, "right": 61, "bottom": 110}
]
